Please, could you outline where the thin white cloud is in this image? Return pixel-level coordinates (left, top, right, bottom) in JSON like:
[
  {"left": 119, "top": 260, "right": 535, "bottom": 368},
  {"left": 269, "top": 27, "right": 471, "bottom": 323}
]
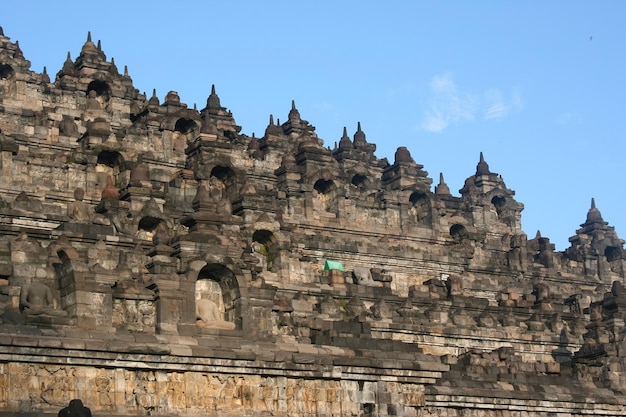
[
  {"left": 420, "top": 73, "right": 478, "bottom": 132},
  {"left": 483, "top": 87, "right": 525, "bottom": 120},
  {"left": 483, "top": 88, "right": 508, "bottom": 120},
  {"left": 419, "top": 74, "right": 523, "bottom": 132}
]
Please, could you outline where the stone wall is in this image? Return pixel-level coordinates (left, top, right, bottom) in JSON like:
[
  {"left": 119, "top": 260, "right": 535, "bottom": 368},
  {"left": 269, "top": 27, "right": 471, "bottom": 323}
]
[{"left": 0, "top": 28, "right": 626, "bottom": 416}]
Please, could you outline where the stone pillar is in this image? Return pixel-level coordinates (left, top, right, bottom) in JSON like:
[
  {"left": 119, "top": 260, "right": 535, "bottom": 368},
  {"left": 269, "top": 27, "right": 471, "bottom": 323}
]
[
  {"left": 328, "top": 269, "right": 345, "bottom": 286},
  {"left": 150, "top": 277, "right": 191, "bottom": 335},
  {"left": 0, "top": 151, "right": 12, "bottom": 180},
  {"left": 55, "top": 250, "right": 113, "bottom": 330}
]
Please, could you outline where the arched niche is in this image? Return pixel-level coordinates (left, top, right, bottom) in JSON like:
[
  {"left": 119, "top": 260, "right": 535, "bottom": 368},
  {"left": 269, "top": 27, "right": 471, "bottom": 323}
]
[
  {"left": 0, "top": 63, "right": 15, "bottom": 80},
  {"left": 87, "top": 80, "right": 111, "bottom": 108},
  {"left": 137, "top": 217, "right": 162, "bottom": 242},
  {"left": 605, "top": 246, "right": 622, "bottom": 263},
  {"left": 173, "top": 118, "right": 198, "bottom": 150},
  {"left": 196, "top": 263, "right": 240, "bottom": 326},
  {"left": 409, "top": 191, "right": 432, "bottom": 225},
  {"left": 209, "top": 165, "right": 237, "bottom": 201},
  {"left": 491, "top": 195, "right": 506, "bottom": 218},
  {"left": 210, "top": 165, "right": 235, "bottom": 182},
  {"left": 138, "top": 216, "right": 161, "bottom": 232},
  {"left": 351, "top": 174, "right": 368, "bottom": 188},
  {"left": 195, "top": 278, "right": 225, "bottom": 316},
  {"left": 87, "top": 80, "right": 111, "bottom": 97},
  {"left": 97, "top": 150, "right": 124, "bottom": 168},
  {"left": 314, "top": 178, "right": 334, "bottom": 194},
  {"left": 252, "top": 229, "right": 277, "bottom": 271},
  {"left": 313, "top": 178, "right": 337, "bottom": 212},
  {"left": 96, "top": 150, "right": 125, "bottom": 190},
  {"left": 450, "top": 224, "right": 468, "bottom": 243},
  {"left": 174, "top": 118, "right": 198, "bottom": 134},
  {"left": 137, "top": 198, "right": 164, "bottom": 237}
]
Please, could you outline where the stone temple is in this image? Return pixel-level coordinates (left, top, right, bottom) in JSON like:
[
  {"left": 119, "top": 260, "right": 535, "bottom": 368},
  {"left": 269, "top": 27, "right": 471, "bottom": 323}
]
[{"left": 0, "top": 28, "right": 625, "bottom": 417}]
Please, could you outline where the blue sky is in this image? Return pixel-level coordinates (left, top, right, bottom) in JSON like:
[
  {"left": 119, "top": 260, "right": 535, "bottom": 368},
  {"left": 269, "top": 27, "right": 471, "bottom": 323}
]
[{"left": 4, "top": 1, "right": 625, "bottom": 250}]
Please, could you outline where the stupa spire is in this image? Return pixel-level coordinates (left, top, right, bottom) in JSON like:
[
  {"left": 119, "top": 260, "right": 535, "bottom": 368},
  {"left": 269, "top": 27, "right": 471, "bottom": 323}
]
[
  {"left": 338, "top": 126, "right": 352, "bottom": 149},
  {"left": 288, "top": 99, "right": 301, "bottom": 122},
  {"left": 207, "top": 84, "right": 221, "bottom": 111},
  {"left": 353, "top": 121, "right": 366, "bottom": 146},
  {"left": 476, "top": 152, "right": 491, "bottom": 175},
  {"left": 435, "top": 172, "right": 451, "bottom": 195},
  {"left": 585, "top": 197, "right": 606, "bottom": 225},
  {"left": 148, "top": 88, "right": 160, "bottom": 107}
]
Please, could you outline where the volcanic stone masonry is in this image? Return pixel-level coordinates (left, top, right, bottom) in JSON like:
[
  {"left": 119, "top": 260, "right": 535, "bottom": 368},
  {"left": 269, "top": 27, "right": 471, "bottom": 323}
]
[{"left": 0, "top": 28, "right": 625, "bottom": 417}]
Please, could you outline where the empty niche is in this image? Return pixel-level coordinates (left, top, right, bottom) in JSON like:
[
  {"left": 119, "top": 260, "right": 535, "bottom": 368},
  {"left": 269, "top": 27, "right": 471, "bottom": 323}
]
[
  {"left": 138, "top": 217, "right": 160, "bottom": 233},
  {"left": 605, "top": 246, "right": 622, "bottom": 263},
  {"left": 450, "top": 224, "right": 468, "bottom": 243},
  {"left": 174, "top": 118, "right": 198, "bottom": 134},
  {"left": 0, "top": 63, "right": 15, "bottom": 79},
  {"left": 491, "top": 195, "right": 506, "bottom": 218},
  {"left": 351, "top": 173, "right": 368, "bottom": 188}
]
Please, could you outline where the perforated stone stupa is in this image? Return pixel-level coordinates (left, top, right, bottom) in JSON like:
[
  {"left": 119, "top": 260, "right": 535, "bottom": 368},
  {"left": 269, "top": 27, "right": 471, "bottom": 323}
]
[{"left": 0, "top": 29, "right": 625, "bottom": 417}]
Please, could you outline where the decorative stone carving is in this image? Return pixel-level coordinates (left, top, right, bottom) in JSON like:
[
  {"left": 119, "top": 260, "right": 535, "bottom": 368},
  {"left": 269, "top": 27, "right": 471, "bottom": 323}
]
[
  {"left": 208, "top": 176, "right": 223, "bottom": 197},
  {"left": 63, "top": 187, "right": 111, "bottom": 232},
  {"left": 317, "top": 294, "right": 342, "bottom": 319},
  {"left": 12, "top": 191, "right": 43, "bottom": 213},
  {"left": 446, "top": 274, "right": 463, "bottom": 297},
  {"left": 370, "top": 297, "right": 392, "bottom": 320},
  {"left": 59, "top": 115, "right": 78, "bottom": 137},
  {"left": 101, "top": 175, "right": 118, "bottom": 201},
  {"left": 535, "top": 283, "right": 549, "bottom": 300},
  {"left": 250, "top": 241, "right": 267, "bottom": 271},
  {"left": 533, "top": 282, "right": 553, "bottom": 311},
  {"left": 196, "top": 298, "right": 235, "bottom": 330},
  {"left": 397, "top": 298, "right": 420, "bottom": 318},
  {"left": 86, "top": 89, "right": 101, "bottom": 110},
  {"left": 20, "top": 280, "right": 67, "bottom": 317},
  {"left": 66, "top": 188, "right": 92, "bottom": 223},
  {"left": 589, "top": 302, "right": 603, "bottom": 323},
  {"left": 344, "top": 295, "right": 367, "bottom": 318},
  {"left": 0, "top": 27, "right": 625, "bottom": 417},
  {"left": 352, "top": 266, "right": 379, "bottom": 286}
]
